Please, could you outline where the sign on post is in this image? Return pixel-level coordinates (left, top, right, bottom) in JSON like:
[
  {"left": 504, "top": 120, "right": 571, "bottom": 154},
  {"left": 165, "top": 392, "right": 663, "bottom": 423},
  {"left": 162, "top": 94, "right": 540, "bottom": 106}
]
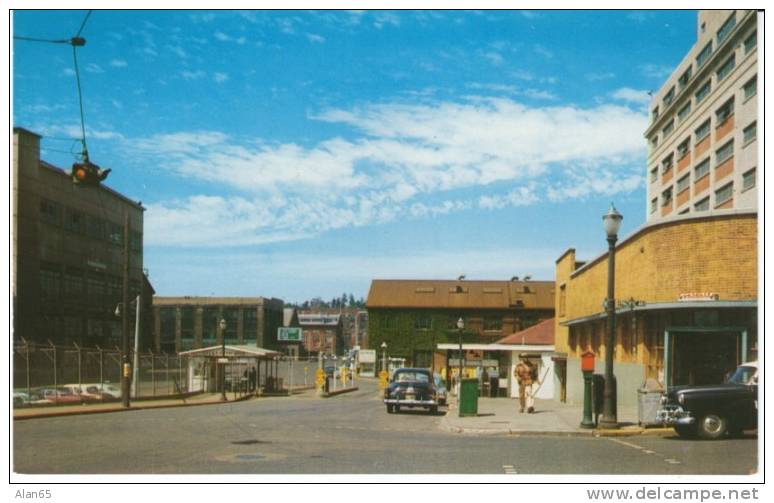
[{"left": 278, "top": 327, "right": 303, "bottom": 341}]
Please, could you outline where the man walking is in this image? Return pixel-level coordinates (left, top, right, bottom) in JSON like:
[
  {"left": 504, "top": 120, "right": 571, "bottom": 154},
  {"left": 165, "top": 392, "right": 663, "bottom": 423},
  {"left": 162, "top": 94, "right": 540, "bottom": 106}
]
[{"left": 515, "top": 355, "right": 536, "bottom": 413}]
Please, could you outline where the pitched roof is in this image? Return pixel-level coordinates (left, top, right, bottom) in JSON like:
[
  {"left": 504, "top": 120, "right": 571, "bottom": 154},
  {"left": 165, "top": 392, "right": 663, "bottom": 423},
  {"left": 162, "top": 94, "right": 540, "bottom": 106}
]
[
  {"left": 495, "top": 318, "right": 555, "bottom": 346},
  {"left": 366, "top": 279, "right": 554, "bottom": 310}
]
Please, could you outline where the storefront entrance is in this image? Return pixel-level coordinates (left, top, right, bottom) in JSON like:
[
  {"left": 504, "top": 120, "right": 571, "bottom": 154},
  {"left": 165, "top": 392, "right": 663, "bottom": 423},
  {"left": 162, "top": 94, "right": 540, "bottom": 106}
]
[{"left": 668, "top": 328, "right": 745, "bottom": 386}]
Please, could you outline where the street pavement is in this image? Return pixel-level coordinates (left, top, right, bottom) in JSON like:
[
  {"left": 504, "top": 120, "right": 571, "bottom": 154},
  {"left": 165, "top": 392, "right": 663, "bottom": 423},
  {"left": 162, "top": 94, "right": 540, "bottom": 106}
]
[{"left": 13, "top": 378, "right": 758, "bottom": 475}]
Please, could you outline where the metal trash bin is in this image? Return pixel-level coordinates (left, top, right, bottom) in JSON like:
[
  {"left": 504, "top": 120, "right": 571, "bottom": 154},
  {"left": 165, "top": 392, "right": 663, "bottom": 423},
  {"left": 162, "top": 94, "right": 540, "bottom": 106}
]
[
  {"left": 459, "top": 378, "right": 479, "bottom": 417},
  {"left": 637, "top": 379, "right": 664, "bottom": 426}
]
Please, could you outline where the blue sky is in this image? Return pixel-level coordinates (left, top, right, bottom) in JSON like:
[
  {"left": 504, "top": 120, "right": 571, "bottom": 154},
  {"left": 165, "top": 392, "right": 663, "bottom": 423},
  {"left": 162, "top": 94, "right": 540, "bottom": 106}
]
[{"left": 13, "top": 10, "right": 698, "bottom": 303}]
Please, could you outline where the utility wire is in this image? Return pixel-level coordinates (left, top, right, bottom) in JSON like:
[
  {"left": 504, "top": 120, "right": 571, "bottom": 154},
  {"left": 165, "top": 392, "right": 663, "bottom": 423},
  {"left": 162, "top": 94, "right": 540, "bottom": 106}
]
[{"left": 72, "top": 44, "right": 89, "bottom": 161}]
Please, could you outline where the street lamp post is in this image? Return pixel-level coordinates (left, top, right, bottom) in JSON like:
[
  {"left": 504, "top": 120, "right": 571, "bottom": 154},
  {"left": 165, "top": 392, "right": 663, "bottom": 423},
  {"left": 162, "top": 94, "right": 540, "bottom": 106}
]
[
  {"left": 219, "top": 318, "right": 227, "bottom": 402},
  {"left": 457, "top": 317, "right": 464, "bottom": 396},
  {"left": 381, "top": 341, "right": 387, "bottom": 374},
  {"left": 599, "top": 203, "right": 623, "bottom": 429}
]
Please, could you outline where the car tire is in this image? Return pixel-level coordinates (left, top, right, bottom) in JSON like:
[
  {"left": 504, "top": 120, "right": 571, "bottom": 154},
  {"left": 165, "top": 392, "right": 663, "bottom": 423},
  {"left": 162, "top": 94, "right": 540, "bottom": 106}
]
[
  {"left": 697, "top": 414, "right": 728, "bottom": 440},
  {"left": 674, "top": 424, "right": 697, "bottom": 439},
  {"left": 386, "top": 405, "right": 394, "bottom": 414}
]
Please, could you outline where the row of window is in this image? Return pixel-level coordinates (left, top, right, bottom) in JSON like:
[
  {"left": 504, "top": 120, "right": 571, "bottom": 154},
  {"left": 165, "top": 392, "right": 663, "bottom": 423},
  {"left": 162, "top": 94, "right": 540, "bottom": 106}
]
[
  {"left": 39, "top": 261, "right": 141, "bottom": 310},
  {"left": 157, "top": 306, "right": 260, "bottom": 341},
  {"left": 39, "top": 198, "right": 142, "bottom": 252},
  {"left": 649, "top": 14, "right": 755, "bottom": 148},
  {"left": 650, "top": 167, "right": 756, "bottom": 215},
  {"left": 380, "top": 316, "right": 504, "bottom": 332}
]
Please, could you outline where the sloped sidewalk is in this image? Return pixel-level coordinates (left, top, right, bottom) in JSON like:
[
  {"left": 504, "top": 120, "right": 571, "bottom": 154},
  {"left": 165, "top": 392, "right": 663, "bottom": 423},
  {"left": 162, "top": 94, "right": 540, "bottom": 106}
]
[{"left": 440, "top": 396, "right": 673, "bottom": 437}]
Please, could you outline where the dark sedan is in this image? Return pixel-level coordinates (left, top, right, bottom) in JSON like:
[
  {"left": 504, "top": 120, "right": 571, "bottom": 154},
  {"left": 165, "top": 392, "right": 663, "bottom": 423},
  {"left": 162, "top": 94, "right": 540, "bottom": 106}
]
[{"left": 383, "top": 368, "right": 440, "bottom": 414}]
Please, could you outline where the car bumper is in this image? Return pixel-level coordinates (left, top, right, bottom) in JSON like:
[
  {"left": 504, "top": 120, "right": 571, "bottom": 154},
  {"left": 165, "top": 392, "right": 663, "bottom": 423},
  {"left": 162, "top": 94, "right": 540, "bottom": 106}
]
[
  {"left": 384, "top": 399, "right": 438, "bottom": 407},
  {"left": 656, "top": 406, "right": 695, "bottom": 425}
]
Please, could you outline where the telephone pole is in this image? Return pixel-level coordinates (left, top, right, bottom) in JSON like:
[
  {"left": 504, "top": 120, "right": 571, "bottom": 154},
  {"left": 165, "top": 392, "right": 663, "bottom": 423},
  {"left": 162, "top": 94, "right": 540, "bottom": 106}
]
[{"left": 121, "top": 211, "right": 131, "bottom": 408}]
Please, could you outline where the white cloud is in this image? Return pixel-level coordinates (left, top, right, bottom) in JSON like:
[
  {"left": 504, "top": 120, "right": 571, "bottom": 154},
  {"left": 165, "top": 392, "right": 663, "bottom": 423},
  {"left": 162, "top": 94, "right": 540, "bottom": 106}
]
[
  {"left": 110, "top": 59, "right": 128, "bottom": 68},
  {"left": 306, "top": 33, "right": 325, "bottom": 44},
  {"left": 373, "top": 12, "right": 400, "bottom": 29},
  {"left": 585, "top": 72, "right": 615, "bottom": 81},
  {"left": 213, "top": 72, "right": 229, "bottom": 83},
  {"left": 612, "top": 87, "right": 652, "bottom": 107},
  {"left": 139, "top": 97, "right": 648, "bottom": 247},
  {"left": 534, "top": 44, "right": 553, "bottom": 59},
  {"left": 639, "top": 63, "right": 672, "bottom": 79},
  {"left": 85, "top": 63, "right": 104, "bottom": 74},
  {"left": 181, "top": 70, "right": 206, "bottom": 80},
  {"left": 483, "top": 51, "right": 504, "bottom": 66}
]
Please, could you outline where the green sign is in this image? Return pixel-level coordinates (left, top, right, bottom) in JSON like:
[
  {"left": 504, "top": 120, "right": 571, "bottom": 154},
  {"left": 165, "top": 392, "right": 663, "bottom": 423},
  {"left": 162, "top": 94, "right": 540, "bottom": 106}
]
[{"left": 278, "top": 327, "right": 303, "bottom": 342}]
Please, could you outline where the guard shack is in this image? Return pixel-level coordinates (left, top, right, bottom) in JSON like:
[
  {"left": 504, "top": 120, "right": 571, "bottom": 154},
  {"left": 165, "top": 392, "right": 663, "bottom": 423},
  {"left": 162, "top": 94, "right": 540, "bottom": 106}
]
[{"left": 179, "top": 344, "right": 283, "bottom": 396}]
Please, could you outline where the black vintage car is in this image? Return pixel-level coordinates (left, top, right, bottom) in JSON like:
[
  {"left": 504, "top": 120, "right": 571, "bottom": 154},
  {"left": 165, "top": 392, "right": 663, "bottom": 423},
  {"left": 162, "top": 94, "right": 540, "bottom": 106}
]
[
  {"left": 656, "top": 361, "right": 758, "bottom": 439},
  {"left": 384, "top": 368, "right": 440, "bottom": 414}
]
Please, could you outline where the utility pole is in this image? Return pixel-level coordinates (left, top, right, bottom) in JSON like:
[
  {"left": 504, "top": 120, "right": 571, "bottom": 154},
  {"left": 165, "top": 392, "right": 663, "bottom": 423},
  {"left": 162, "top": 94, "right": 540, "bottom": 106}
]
[{"left": 121, "top": 211, "right": 131, "bottom": 408}]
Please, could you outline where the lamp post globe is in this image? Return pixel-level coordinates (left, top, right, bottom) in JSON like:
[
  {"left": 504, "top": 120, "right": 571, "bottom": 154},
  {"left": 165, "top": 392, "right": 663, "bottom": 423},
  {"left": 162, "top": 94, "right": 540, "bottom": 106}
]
[{"left": 599, "top": 203, "right": 622, "bottom": 429}]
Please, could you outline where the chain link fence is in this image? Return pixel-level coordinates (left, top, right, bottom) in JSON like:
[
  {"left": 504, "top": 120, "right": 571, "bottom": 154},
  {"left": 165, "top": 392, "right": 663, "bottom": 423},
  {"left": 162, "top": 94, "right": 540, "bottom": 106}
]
[{"left": 13, "top": 339, "right": 194, "bottom": 408}]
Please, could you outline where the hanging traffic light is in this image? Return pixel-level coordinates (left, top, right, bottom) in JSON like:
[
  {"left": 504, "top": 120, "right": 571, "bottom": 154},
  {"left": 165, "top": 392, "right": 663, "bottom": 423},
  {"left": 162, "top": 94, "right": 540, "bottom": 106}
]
[{"left": 71, "top": 161, "right": 111, "bottom": 186}]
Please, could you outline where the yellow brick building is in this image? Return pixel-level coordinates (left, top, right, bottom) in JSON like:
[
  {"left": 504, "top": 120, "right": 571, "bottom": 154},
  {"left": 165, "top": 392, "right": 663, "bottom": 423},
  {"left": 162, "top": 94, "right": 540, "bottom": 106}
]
[{"left": 555, "top": 210, "right": 757, "bottom": 406}]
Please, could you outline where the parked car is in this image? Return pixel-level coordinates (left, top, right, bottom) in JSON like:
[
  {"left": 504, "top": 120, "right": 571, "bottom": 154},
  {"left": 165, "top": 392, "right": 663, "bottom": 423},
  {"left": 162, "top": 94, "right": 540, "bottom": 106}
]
[
  {"left": 656, "top": 361, "right": 758, "bottom": 439},
  {"left": 61, "top": 383, "right": 121, "bottom": 402},
  {"left": 36, "top": 387, "right": 85, "bottom": 405},
  {"left": 13, "top": 392, "right": 32, "bottom": 407},
  {"left": 384, "top": 368, "right": 440, "bottom": 414},
  {"left": 433, "top": 373, "right": 448, "bottom": 406}
]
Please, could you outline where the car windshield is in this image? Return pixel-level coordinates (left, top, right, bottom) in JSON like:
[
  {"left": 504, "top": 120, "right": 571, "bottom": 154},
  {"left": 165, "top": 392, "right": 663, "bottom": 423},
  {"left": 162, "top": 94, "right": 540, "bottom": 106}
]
[
  {"left": 726, "top": 365, "right": 756, "bottom": 385},
  {"left": 394, "top": 371, "right": 430, "bottom": 383}
]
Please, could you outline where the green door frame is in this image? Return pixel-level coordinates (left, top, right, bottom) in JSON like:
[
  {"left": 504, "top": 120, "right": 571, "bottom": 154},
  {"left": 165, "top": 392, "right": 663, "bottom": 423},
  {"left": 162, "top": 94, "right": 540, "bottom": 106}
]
[{"left": 663, "top": 326, "right": 747, "bottom": 387}]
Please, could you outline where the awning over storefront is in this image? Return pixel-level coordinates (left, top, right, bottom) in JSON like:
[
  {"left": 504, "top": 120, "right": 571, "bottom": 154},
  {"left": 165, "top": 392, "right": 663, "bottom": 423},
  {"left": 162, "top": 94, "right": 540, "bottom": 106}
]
[{"left": 560, "top": 300, "right": 758, "bottom": 327}]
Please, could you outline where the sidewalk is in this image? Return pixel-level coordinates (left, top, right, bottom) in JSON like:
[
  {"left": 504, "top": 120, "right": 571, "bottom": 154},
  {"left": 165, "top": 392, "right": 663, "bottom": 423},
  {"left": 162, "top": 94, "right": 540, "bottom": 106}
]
[{"left": 439, "top": 396, "right": 673, "bottom": 437}]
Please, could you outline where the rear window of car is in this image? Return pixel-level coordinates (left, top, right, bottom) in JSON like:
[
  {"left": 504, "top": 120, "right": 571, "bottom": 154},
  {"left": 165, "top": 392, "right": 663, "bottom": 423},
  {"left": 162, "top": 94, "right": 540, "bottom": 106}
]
[{"left": 394, "top": 371, "right": 430, "bottom": 383}]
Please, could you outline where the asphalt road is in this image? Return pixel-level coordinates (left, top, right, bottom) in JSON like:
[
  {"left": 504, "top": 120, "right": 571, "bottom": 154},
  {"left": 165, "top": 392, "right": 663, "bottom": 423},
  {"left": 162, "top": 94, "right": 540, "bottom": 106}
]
[{"left": 13, "top": 379, "right": 758, "bottom": 475}]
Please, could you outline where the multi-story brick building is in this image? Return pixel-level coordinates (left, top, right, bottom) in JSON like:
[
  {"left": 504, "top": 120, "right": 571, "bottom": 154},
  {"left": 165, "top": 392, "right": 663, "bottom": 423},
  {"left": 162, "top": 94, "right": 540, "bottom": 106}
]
[
  {"left": 366, "top": 279, "right": 554, "bottom": 370},
  {"left": 645, "top": 10, "right": 758, "bottom": 220},
  {"left": 152, "top": 297, "right": 285, "bottom": 353},
  {"left": 13, "top": 127, "right": 152, "bottom": 349},
  {"left": 297, "top": 313, "right": 344, "bottom": 356}
]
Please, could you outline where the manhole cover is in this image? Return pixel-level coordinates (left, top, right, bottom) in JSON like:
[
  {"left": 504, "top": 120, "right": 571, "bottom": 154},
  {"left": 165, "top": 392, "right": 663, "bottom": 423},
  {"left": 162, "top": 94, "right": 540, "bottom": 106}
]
[
  {"left": 232, "top": 439, "right": 270, "bottom": 445},
  {"left": 234, "top": 454, "right": 265, "bottom": 461}
]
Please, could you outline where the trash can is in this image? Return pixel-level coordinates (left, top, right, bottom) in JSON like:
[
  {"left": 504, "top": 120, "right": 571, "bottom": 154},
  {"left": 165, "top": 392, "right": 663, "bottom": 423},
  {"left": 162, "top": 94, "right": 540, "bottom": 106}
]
[
  {"left": 637, "top": 379, "right": 664, "bottom": 426},
  {"left": 459, "top": 378, "right": 479, "bottom": 417}
]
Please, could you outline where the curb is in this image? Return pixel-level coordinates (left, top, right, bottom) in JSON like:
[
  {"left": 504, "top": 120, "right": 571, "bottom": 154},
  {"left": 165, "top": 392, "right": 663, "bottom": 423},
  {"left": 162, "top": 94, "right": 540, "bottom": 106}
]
[
  {"left": 438, "top": 418, "right": 675, "bottom": 438},
  {"left": 13, "top": 393, "right": 255, "bottom": 421},
  {"left": 323, "top": 387, "right": 359, "bottom": 398}
]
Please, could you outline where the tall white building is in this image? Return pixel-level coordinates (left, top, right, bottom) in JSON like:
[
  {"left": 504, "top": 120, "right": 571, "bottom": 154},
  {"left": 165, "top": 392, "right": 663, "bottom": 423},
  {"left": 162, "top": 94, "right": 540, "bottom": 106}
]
[{"left": 644, "top": 10, "right": 758, "bottom": 221}]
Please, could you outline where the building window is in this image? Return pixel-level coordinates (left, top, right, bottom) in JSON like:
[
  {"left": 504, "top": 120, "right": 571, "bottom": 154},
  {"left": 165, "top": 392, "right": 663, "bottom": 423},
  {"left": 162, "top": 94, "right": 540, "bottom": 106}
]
[
  {"left": 63, "top": 268, "right": 84, "bottom": 295},
  {"left": 661, "top": 119, "right": 674, "bottom": 138},
  {"left": 677, "top": 137, "right": 690, "bottom": 159},
  {"left": 695, "top": 80, "right": 711, "bottom": 104},
  {"left": 715, "top": 182, "right": 733, "bottom": 205},
  {"left": 743, "top": 76, "right": 757, "bottom": 100},
  {"left": 744, "top": 30, "right": 757, "bottom": 54},
  {"left": 651, "top": 106, "right": 659, "bottom": 122},
  {"left": 40, "top": 199, "right": 60, "bottom": 226},
  {"left": 694, "top": 158, "right": 710, "bottom": 180},
  {"left": 676, "top": 173, "right": 690, "bottom": 194},
  {"left": 649, "top": 135, "right": 659, "bottom": 149},
  {"left": 694, "top": 119, "right": 711, "bottom": 143},
  {"left": 696, "top": 41, "right": 713, "bottom": 68},
  {"left": 414, "top": 317, "right": 431, "bottom": 330},
  {"left": 715, "top": 140, "right": 734, "bottom": 165},
  {"left": 716, "top": 11, "right": 737, "bottom": 45},
  {"left": 661, "top": 153, "right": 674, "bottom": 174},
  {"left": 716, "top": 98, "right": 734, "bottom": 125},
  {"left": 742, "top": 168, "right": 756, "bottom": 191},
  {"left": 84, "top": 215, "right": 106, "bottom": 241},
  {"left": 483, "top": 317, "right": 502, "bottom": 332},
  {"left": 663, "top": 86, "right": 675, "bottom": 108},
  {"left": 242, "top": 309, "right": 258, "bottom": 342},
  {"left": 678, "top": 65, "right": 693, "bottom": 90},
  {"left": 381, "top": 316, "right": 395, "bottom": 329},
  {"left": 64, "top": 208, "right": 84, "bottom": 234},
  {"left": 716, "top": 54, "right": 736, "bottom": 82},
  {"left": 39, "top": 262, "right": 61, "bottom": 299},
  {"left": 694, "top": 197, "right": 710, "bottom": 212},
  {"left": 678, "top": 207, "right": 690, "bottom": 215},
  {"left": 650, "top": 198, "right": 658, "bottom": 214},
  {"left": 743, "top": 122, "right": 756, "bottom": 145},
  {"left": 130, "top": 231, "right": 142, "bottom": 252},
  {"left": 677, "top": 101, "right": 692, "bottom": 123},
  {"left": 86, "top": 271, "right": 104, "bottom": 303},
  {"left": 650, "top": 167, "right": 658, "bottom": 183},
  {"left": 661, "top": 186, "right": 673, "bottom": 206},
  {"left": 159, "top": 308, "right": 176, "bottom": 343},
  {"left": 108, "top": 222, "right": 123, "bottom": 245}
]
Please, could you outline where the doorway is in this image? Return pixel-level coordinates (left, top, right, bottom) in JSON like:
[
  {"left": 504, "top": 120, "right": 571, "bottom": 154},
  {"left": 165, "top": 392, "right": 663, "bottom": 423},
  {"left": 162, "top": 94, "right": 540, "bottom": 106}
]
[{"left": 672, "top": 331, "right": 740, "bottom": 385}]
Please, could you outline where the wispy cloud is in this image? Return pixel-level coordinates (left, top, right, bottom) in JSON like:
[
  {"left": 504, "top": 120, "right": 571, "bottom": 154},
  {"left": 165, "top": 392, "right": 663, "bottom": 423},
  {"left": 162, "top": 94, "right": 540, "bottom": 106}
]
[
  {"left": 483, "top": 51, "right": 504, "bottom": 66},
  {"left": 306, "top": 33, "right": 326, "bottom": 44},
  {"left": 534, "top": 44, "right": 553, "bottom": 59},
  {"left": 110, "top": 59, "right": 128, "bottom": 68},
  {"left": 611, "top": 87, "right": 651, "bottom": 107},
  {"left": 214, "top": 31, "right": 246, "bottom": 44},
  {"left": 213, "top": 72, "right": 229, "bottom": 83},
  {"left": 373, "top": 12, "right": 400, "bottom": 29},
  {"left": 137, "top": 96, "right": 647, "bottom": 247},
  {"left": 181, "top": 70, "right": 206, "bottom": 80},
  {"left": 639, "top": 63, "right": 672, "bottom": 79},
  {"left": 85, "top": 63, "right": 104, "bottom": 74},
  {"left": 585, "top": 71, "right": 615, "bottom": 81}
]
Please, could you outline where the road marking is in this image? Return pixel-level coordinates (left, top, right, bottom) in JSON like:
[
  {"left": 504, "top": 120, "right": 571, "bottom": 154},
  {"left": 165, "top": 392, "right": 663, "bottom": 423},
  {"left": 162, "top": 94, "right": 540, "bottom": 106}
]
[
  {"left": 608, "top": 438, "right": 644, "bottom": 450},
  {"left": 502, "top": 465, "right": 518, "bottom": 474},
  {"left": 642, "top": 450, "right": 656, "bottom": 454},
  {"left": 664, "top": 458, "right": 681, "bottom": 465}
]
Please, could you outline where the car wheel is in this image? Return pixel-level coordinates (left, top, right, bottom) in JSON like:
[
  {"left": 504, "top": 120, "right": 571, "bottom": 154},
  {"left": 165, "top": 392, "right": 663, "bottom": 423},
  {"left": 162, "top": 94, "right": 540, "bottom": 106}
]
[
  {"left": 674, "top": 424, "right": 697, "bottom": 439},
  {"left": 386, "top": 405, "right": 394, "bottom": 414},
  {"left": 430, "top": 405, "right": 438, "bottom": 415},
  {"left": 697, "top": 414, "right": 728, "bottom": 440}
]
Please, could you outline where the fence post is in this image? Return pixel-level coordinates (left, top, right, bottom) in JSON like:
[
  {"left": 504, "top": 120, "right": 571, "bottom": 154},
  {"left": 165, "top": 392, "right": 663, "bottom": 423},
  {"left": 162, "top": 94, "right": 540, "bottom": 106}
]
[
  {"left": 51, "top": 341, "right": 57, "bottom": 391},
  {"left": 75, "top": 342, "right": 82, "bottom": 390},
  {"left": 179, "top": 356, "right": 183, "bottom": 393},
  {"left": 166, "top": 353, "right": 170, "bottom": 396}
]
